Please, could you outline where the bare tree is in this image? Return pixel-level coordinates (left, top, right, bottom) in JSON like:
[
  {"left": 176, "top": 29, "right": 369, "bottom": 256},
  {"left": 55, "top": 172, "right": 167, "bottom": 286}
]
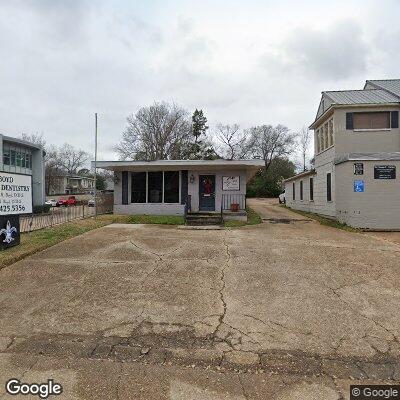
[
  {"left": 115, "top": 102, "right": 192, "bottom": 160},
  {"left": 21, "top": 133, "right": 46, "bottom": 148},
  {"left": 248, "top": 124, "right": 296, "bottom": 173},
  {"left": 299, "top": 126, "right": 312, "bottom": 171},
  {"left": 215, "top": 124, "right": 250, "bottom": 160},
  {"left": 56, "top": 143, "right": 90, "bottom": 175},
  {"left": 44, "top": 145, "right": 63, "bottom": 195}
]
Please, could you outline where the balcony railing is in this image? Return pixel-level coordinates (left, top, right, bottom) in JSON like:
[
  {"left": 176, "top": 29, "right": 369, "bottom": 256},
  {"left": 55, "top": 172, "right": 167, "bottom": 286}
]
[{"left": 221, "top": 194, "right": 246, "bottom": 211}]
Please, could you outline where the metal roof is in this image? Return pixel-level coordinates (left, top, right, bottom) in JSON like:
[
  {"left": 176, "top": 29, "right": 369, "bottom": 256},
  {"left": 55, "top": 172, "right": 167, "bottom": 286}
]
[
  {"left": 324, "top": 89, "right": 399, "bottom": 105},
  {"left": 365, "top": 79, "right": 400, "bottom": 98},
  {"left": 312, "top": 79, "right": 400, "bottom": 126}
]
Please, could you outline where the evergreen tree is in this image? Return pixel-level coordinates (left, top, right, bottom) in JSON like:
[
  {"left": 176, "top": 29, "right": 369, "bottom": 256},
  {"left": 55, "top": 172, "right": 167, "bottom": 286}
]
[{"left": 192, "top": 109, "right": 208, "bottom": 143}]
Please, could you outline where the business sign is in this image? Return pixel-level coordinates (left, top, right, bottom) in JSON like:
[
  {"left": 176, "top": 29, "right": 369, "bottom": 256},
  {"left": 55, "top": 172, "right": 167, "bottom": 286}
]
[
  {"left": 374, "top": 165, "right": 396, "bottom": 180},
  {"left": 354, "top": 163, "right": 364, "bottom": 175},
  {"left": 0, "top": 215, "right": 20, "bottom": 250},
  {"left": 354, "top": 180, "right": 365, "bottom": 192},
  {"left": 0, "top": 172, "right": 33, "bottom": 215},
  {"left": 222, "top": 176, "right": 240, "bottom": 191}
]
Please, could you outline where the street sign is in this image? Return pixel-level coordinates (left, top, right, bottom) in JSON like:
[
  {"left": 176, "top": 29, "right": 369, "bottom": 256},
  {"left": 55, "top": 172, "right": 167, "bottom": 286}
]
[
  {"left": 354, "top": 180, "right": 365, "bottom": 192},
  {"left": 0, "top": 172, "right": 33, "bottom": 215}
]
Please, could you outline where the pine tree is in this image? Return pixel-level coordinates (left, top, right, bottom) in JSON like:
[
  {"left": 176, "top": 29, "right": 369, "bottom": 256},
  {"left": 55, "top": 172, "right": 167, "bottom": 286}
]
[{"left": 192, "top": 109, "right": 208, "bottom": 143}]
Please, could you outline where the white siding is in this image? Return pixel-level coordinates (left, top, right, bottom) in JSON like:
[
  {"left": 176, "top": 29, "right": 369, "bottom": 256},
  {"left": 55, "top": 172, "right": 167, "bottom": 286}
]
[
  {"left": 187, "top": 169, "right": 247, "bottom": 212},
  {"left": 336, "top": 161, "right": 400, "bottom": 230}
]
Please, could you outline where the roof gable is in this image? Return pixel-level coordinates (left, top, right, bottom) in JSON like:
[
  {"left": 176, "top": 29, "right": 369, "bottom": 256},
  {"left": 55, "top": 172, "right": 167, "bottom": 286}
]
[{"left": 365, "top": 79, "right": 400, "bottom": 98}]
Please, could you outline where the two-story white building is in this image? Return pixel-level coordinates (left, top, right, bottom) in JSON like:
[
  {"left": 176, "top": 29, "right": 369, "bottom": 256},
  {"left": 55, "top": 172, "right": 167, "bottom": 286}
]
[{"left": 285, "top": 79, "right": 400, "bottom": 230}]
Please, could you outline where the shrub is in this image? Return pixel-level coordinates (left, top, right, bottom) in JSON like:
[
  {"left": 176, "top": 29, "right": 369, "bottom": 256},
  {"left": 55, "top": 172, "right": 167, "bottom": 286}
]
[{"left": 33, "top": 204, "right": 51, "bottom": 214}]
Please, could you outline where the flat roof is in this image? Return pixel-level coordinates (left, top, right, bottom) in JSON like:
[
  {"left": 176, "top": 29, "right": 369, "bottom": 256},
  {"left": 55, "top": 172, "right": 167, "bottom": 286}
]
[
  {"left": 94, "top": 159, "right": 265, "bottom": 172},
  {"left": 1, "top": 134, "right": 44, "bottom": 151},
  {"left": 283, "top": 169, "right": 316, "bottom": 183}
]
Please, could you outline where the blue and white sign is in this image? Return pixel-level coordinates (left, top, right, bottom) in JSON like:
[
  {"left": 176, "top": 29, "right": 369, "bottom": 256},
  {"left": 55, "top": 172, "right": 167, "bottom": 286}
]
[{"left": 354, "top": 180, "right": 365, "bottom": 193}]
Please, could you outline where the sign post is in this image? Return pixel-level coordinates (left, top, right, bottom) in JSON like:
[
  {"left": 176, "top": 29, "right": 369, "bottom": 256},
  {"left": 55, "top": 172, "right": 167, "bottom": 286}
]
[{"left": 0, "top": 172, "right": 33, "bottom": 250}]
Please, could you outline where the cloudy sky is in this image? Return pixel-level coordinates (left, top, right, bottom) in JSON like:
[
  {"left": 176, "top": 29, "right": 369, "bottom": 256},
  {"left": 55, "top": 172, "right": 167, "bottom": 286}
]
[{"left": 0, "top": 0, "right": 399, "bottom": 161}]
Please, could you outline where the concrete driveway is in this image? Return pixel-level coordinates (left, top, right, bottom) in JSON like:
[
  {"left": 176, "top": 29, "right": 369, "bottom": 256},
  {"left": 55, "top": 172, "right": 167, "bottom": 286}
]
[{"left": 1, "top": 199, "right": 399, "bottom": 399}]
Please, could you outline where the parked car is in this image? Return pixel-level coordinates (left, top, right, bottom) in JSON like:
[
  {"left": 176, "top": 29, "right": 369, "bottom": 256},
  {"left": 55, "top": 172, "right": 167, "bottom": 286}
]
[
  {"left": 278, "top": 191, "right": 286, "bottom": 204},
  {"left": 57, "top": 196, "right": 77, "bottom": 207},
  {"left": 88, "top": 198, "right": 95, "bottom": 207},
  {"left": 45, "top": 199, "right": 57, "bottom": 207}
]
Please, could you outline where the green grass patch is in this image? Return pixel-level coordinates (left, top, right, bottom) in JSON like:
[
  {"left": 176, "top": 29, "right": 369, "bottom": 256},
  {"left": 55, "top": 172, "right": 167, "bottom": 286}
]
[
  {"left": 224, "top": 207, "right": 262, "bottom": 228},
  {"left": 127, "top": 214, "right": 185, "bottom": 225},
  {"left": 0, "top": 213, "right": 185, "bottom": 270},
  {"left": 0, "top": 217, "right": 116, "bottom": 270},
  {"left": 281, "top": 206, "right": 360, "bottom": 232}
]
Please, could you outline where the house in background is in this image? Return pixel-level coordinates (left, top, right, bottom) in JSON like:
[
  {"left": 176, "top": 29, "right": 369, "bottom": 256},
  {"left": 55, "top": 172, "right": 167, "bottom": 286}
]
[
  {"left": 1, "top": 134, "right": 45, "bottom": 206},
  {"left": 96, "top": 159, "right": 264, "bottom": 221},
  {"left": 285, "top": 79, "right": 400, "bottom": 230},
  {"left": 47, "top": 173, "right": 95, "bottom": 195}
]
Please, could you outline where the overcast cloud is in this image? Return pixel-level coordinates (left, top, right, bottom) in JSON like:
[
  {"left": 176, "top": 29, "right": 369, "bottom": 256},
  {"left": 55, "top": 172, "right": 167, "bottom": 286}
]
[{"left": 0, "top": 0, "right": 399, "bottom": 161}]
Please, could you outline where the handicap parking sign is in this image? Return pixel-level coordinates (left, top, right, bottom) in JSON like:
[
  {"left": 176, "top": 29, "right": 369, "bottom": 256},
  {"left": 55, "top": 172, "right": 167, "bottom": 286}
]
[{"left": 354, "top": 180, "right": 365, "bottom": 192}]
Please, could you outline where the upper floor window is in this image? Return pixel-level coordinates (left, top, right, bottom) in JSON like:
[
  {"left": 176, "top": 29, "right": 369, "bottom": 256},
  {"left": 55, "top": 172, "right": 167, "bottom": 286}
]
[
  {"left": 3, "top": 145, "right": 32, "bottom": 169},
  {"left": 354, "top": 112, "right": 390, "bottom": 130},
  {"left": 347, "top": 111, "right": 399, "bottom": 130},
  {"left": 316, "top": 117, "right": 334, "bottom": 154}
]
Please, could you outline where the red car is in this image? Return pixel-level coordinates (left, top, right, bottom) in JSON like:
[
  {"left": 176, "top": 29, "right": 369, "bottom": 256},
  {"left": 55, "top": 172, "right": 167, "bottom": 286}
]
[{"left": 57, "top": 196, "right": 77, "bottom": 207}]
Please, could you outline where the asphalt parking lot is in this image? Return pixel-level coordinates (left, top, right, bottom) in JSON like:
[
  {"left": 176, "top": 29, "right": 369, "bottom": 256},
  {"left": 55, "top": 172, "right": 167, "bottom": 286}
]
[{"left": 0, "top": 198, "right": 399, "bottom": 399}]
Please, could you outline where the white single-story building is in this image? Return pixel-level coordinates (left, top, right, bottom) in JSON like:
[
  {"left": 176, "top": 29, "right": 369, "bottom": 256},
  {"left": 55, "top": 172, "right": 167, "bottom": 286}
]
[{"left": 96, "top": 159, "right": 263, "bottom": 220}]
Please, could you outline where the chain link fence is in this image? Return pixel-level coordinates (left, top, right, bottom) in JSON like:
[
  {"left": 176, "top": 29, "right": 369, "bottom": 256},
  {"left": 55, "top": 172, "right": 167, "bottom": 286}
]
[{"left": 20, "top": 193, "right": 113, "bottom": 233}]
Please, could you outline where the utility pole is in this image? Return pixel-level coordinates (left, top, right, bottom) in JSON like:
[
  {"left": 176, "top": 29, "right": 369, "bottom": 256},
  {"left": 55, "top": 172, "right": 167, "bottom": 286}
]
[{"left": 94, "top": 113, "right": 98, "bottom": 219}]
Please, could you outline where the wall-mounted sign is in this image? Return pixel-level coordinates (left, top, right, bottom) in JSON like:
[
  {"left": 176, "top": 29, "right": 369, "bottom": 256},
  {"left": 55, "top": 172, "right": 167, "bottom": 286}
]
[
  {"left": 374, "top": 165, "right": 396, "bottom": 180},
  {"left": 0, "top": 215, "right": 20, "bottom": 250},
  {"left": 222, "top": 176, "right": 240, "bottom": 191},
  {"left": 354, "top": 180, "right": 365, "bottom": 192},
  {"left": 354, "top": 163, "right": 364, "bottom": 175},
  {"left": 0, "top": 172, "right": 33, "bottom": 215}
]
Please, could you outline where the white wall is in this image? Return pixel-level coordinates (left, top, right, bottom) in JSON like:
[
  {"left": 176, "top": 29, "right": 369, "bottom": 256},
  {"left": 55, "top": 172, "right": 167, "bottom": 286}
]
[
  {"left": 187, "top": 169, "right": 247, "bottom": 212},
  {"left": 336, "top": 160, "right": 400, "bottom": 230},
  {"left": 113, "top": 169, "right": 247, "bottom": 215}
]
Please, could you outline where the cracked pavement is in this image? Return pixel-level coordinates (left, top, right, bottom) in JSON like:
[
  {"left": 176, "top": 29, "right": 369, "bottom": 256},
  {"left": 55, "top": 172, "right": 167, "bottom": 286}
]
[{"left": 0, "top": 198, "right": 400, "bottom": 399}]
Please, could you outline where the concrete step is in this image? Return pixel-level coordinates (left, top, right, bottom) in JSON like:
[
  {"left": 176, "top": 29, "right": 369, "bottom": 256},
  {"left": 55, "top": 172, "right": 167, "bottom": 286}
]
[{"left": 185, "top": 214, "right": 223, "bottom": 226}]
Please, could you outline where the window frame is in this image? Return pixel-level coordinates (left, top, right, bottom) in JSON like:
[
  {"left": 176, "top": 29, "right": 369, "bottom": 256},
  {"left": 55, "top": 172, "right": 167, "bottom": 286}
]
[
  {"left": 163, "top": 171, "right": 180, "bottom": 204},
  {"left": 326, "top": 173, "right": 332, "bottom": 202},
  {"left": 130, "top": 171, "right": 181, "bottom": 204},
  {"left": 309, "top": 177, "right": 314, "bottom": 202},
  {"left": 292, "top": 182, "right": 295, "bottom": 201},
  {"left": 352, "top": 111, "right": 391, "bottom": 131},
  {"left": 300, "top": 180, "right": 303, "bottom": 201},
  {"left": 131, "top": 172, "right": 147, "bottom": 203},
  {"left": 315, "top": 117, "right": 334, "bottom": 154}
]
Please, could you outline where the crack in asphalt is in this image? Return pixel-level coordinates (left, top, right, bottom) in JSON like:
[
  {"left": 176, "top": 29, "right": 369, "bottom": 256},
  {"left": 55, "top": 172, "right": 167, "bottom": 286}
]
[
  {"left": 243, "top": 314, "right": 313, "bottom": 337},
  {"left": 212, "top": 232, "right": 230, "bottom": 342},
  {"left": 238, "top": 375, "right": 250, "bottom": 400},
  {"left": 328, "top": 285, "right": 399, "bottom": 345}
]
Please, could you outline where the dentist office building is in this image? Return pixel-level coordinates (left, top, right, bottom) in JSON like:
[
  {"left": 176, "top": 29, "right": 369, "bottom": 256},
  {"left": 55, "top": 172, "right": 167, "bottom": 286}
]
[{"left": 284, "top": 79, "right": 400, "bottom": 230}]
